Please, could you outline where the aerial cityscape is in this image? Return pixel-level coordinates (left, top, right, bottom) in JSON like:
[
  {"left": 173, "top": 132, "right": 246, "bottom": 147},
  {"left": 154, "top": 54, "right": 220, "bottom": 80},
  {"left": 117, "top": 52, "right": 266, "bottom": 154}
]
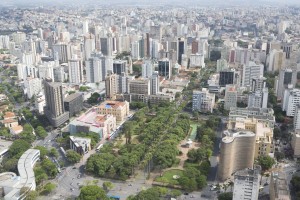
[{"left": 0, "top": 1, "right": 300, "bottom": 200}]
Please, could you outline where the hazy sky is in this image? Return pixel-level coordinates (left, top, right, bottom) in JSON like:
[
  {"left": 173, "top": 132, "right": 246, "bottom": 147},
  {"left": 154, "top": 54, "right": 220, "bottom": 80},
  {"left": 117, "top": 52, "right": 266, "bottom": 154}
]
[{"left": 2, "top": 0, "right": 300, "bottom": 7}]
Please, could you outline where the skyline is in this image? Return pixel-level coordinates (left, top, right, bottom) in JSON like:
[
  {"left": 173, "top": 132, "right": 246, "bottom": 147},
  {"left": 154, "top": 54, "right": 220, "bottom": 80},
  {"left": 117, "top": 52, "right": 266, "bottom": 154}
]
[{"left": 1, "top": 0, "right": 300, "bottom": 7}]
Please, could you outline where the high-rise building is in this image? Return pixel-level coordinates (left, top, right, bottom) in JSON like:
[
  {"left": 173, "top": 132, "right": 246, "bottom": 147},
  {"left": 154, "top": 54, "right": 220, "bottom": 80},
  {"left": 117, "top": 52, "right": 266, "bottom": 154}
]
[
  {"left": 219, "top": 70, "right": 234, "bottom": 87},
  {"left": 84, "top": 34, "right": 96, "bottom": 60},
  {"left": 128, "top": 79, "right": 150, "bottom": 95},
  {"left": 242, "top": 61, "right": 264, "bottom": 87},
  {"left": 292, "top": 131, "right": 300, "bottom": 158},
  {"left": 105, "top": 72, "right": 119, "bottom": 100},
  {"left": 64, "top": 93, "right": 83, "bottom": 117},
  {"left": 68, "top": 55, "right": 83, "bottom": 84},
  {"left": 224, "top": 85, "right": 237, "bottom": 110},
  {"left": 248, "top": 87, "right": 269, "bottom": 109},
  {"left": 150, "top": 72, "right": 159, "bottom": 95},
  {"left": 269, "top": 171, "right": 291, "bottom": 200},
  {"left": 192, "top": 89, "right": 215, "bottom": 113},
  {"left": 233, "top": 166, "right": 261, "bottom": 200},
  {"left": 218, "top": 130, "right": 256, "bottom": 181},
  {"left": 86, "top": 53, "right": 107, "bottom": 83},
  {"left": 178, "top": 38, "right": 185, "bottom": 65},
  {"left": 43, "top": 79, "right": 69, "bottom": 127},
  {"left": 24, "top": 78, "right": 42, "bottom": 99},
  {"left": 282, "top": 87, "right": 300, "bottom": 117},
  {"left": 294, "top": 105, "right": 300, "bottom": 131},
  {"left": 142, "top": 59, "right": 153, "bottom": 78},
  {"left": 268, "top": 49, "right": 286, "bottom": 72},
  {"left": 52, "top": 43, "right": 71, "bottom": 63},
  {"left": 113, "top": 60, "right": 127, "bottom": 75},
  {"left": 251, "top": 77, "right": 267, "bottom": 92},
  {"left": 149, "top": 25, "right": 162, "bottom": 41},
  {"left": 217, "top": 59, "right": 229, "bottom": 72},
  {"left": 276, "top": 68, "right": 297, "bottom": 100},
  {"left": 158, "top": 59, "right": 171, "bottom": 79}
]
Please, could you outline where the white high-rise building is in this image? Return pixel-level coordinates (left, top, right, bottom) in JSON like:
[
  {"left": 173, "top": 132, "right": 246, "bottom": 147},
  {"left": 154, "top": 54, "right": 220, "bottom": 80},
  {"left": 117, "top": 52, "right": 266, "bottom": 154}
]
[
  {"left": 142, "top": 59, "right": 153, "bottom": 78},
  {"left": 190, "top": 54, "right": 205, "bottom": 68},
  {"left": 24, "top": 78, "right": 42, "bottom": 99},
  {"left": 12, "top": 32, "right": 26, "bottom": 45},
  {"left": 68, "top": 55, "right": 83, "bottom": 84},
  {"left": 248, "top": 88, "right": 268, "bottom": 109},
  {"left": 82, "top": 20, "right": 89, "bottom": 35},
  {"left": 282, "top": 86, "right": 300, "bottom": 117},
  {"left": 86, "top": 53, "right": 107, "bottom": 83},
  {"left": 131, "top": 41, "right": 140, "bottom": 60},
  {"left": 233, "top": 167, "right": 261, "bottom": 200},
  {"left": 192, "top": 89, "right": 215, "bottom": 113},
  {"left": 0, "top": 35, "right": 10, "bottom": 49},
  {"left": 17, "top": 64, "right": 38, "bottom": 80},
  {"left": 294, "top": 105, "right": 300, "bottom": 131},
  {"left": 150, "top": 72, "right": 159, "bottom": 95},
  {"left": 242, "top": 61, "right": 264, "bottom": 87},
  {"left": 84, "top": 34, "right": 96, "bottom": 60}
]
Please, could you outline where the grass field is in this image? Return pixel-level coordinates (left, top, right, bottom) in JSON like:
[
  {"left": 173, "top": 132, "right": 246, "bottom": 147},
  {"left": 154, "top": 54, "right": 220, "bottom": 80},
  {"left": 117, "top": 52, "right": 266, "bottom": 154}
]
[
  {"left": 189, "top": 124, "right": 198, "bottom": 141},
  {"left": 155, "top": 169, "right": 184, "bottom": 185}
]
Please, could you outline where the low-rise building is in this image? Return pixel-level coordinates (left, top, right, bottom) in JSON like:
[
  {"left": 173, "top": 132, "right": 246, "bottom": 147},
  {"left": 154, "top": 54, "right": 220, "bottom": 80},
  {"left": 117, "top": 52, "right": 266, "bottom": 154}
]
[
  {"left": 97, "top": 101, "right": 129, "bottom": 123},
  {"left": 228, "top": 117, "right": 274, "bottom": 158},
  {"left": 69, "top": 136, "right": 91, "bottom": 155},
  {"left": 69, "top": 108, "right": 116, "bottom": 139},
  {"left": 0, "top": 149, "right": 40, "bottom": 200}
]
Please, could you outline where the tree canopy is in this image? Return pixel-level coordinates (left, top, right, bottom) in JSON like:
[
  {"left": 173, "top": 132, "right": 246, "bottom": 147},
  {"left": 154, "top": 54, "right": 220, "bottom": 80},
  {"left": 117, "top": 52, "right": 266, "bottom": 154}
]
[
  {"left": 66, "top": 150, "right": 81, "bottom": 163},
  {"left": 78, "top": 185, "right": 108, "bottom": 200},
  {"left": 257, "top": 155, "right": 275, "bottom": 171}
]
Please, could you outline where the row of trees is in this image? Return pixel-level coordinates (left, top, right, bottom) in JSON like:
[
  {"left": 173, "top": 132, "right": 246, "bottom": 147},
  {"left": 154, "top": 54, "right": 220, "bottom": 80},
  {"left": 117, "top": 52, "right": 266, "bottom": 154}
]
[
  {"left": 86, "top": 104, "right": 190, "bottom": 180},
  {"left": 127, "top": 187, "right": 181, "bottom": 200}
]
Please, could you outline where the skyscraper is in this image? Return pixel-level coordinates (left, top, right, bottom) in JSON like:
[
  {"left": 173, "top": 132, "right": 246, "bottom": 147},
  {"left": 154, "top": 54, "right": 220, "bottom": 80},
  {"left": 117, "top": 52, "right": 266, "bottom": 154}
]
[
  {"left": 276, "top": 68, "right": 297, "bottom": 100},
  {"left": 44, "top": 79, "right": 69, "bottom": 127},
  {"left": 105, "top": 72, "right": 119, "bottom": 100},
  {"left": 158, "top": 59, "right": 171, "bottom": 79},
  {"left": 178, "top": 38, "right": 185, "bottom": 65},
  {"left": 86, "top": 53, "right": 107, "bottom": 83},
  {"left": 68, "top": 55, "right": 83, "bottom": 84},
  {"left": 113, "top": 60, "right": 127, "bottom": 75},
  {"left": 242, "top": 61, "right": 264, "bottom": 87},
  {"left": 142, "top": 59, "right": 153, "bottom": 78},
  {"left": 150, "top": 72, "right": 159, "bottom": 95}
]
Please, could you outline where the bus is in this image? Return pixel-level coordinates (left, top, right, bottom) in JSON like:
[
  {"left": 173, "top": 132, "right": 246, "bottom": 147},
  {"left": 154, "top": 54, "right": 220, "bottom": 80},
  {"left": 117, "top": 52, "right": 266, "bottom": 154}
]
[
  {"left": 96, "top": 144, "right": 103, "bottom": 152},
  {"left": 60, "top": 147, "right": 66, "bottom": 157}
]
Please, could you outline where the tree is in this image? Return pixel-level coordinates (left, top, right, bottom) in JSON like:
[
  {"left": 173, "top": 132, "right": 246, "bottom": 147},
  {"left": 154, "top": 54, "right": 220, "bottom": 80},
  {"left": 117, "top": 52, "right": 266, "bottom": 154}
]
[
  {"left": 275, "top": 152, "right": 285, "bottom": 161},
  {"left": 34, "top": 146, "right": 48, "bottom": 159},
  {"left": 218, "top": 192, "right": 233, "bottom": 200},
  {"left": 131, "top": 187, "right": 160, "bottom": 200},
  {"left": 41, "top": 183, "right": 56, "bottom": 195},
  {"left": 78, "top": 185, "right": 108, "bottom": 200},
  {"left": 87, "top": 92, "right": 101, "bottom": 105},
  {"left": 34, "top": 167, "right": 48, "bottom": 185},
  {"left": 35, "top": 126, "right": 47, "bottom": 139},
  {"left": 49, "top": 148, "right": 59, "bottom": 158},
  {"left": 66, "top": 150, "right": 81, "bottom": 163},
  {"left": 0, "top": 127, "right": 10, "bottom": 137},
  {"left": 102, "top": 181, "right": 114, "bottom": 192},
  {"left": 178, "top": 176, "right": 197, "bottom": 192},
  {"left": 41, "top": 159, "right": 58, "bottom": 177},
  {"left": 257, "top": 155, "right": 275, "bottom": 171},
  {"left": 8, "top": 139, "right": 31, "bottom": 159},
  {"left": 26, "top": 190, "right": 38, "bottom": 200},
  {"left": 291, "top": 175, "right": 300, "bottom": 192}
]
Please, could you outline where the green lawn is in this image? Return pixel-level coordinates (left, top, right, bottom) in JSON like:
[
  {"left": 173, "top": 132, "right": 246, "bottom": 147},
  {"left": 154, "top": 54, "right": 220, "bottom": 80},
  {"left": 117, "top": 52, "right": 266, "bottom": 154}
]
[
  {"left": 155, "top": 169, "right": 184, "bottom": 185},
  {"left": 189, "top": 124, "right": 198, "bottom": 141}
]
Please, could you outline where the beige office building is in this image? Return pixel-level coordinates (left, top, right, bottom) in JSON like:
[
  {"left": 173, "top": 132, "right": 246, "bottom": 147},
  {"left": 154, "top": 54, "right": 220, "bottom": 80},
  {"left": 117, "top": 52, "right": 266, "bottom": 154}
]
[
  {"left": 128, "top": 79, "right": 150, "bottom": 95},
  {"left": 218, "top": 130, "right": 256, "bottom": 181},
  {"left": 105, "top": 73, "right": 119, "bottom": 100},
  {"left": 97, "top": 101, "right": 129, "bottom": 123},
  {"left": 228, "top": 117, "right": 274, "bottom": 158}
]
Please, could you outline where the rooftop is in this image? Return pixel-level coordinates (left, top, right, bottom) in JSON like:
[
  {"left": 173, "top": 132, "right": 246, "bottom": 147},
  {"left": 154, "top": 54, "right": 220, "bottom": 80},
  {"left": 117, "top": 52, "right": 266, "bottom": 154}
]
[
  {"left": 0, "top": 139, "right": 13, "bottom": 156},
  {"left": 70, "top": 136, "right": 91, "bottom": 148},
  {"left": 222, "top": 130, "right": 256, "bottom": 144},
  {"left": 64, "top": 93, "right": 82, "bottom": 102},
  {"left": 99, "top": 101, "right": 128, "bottom": 110}
]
